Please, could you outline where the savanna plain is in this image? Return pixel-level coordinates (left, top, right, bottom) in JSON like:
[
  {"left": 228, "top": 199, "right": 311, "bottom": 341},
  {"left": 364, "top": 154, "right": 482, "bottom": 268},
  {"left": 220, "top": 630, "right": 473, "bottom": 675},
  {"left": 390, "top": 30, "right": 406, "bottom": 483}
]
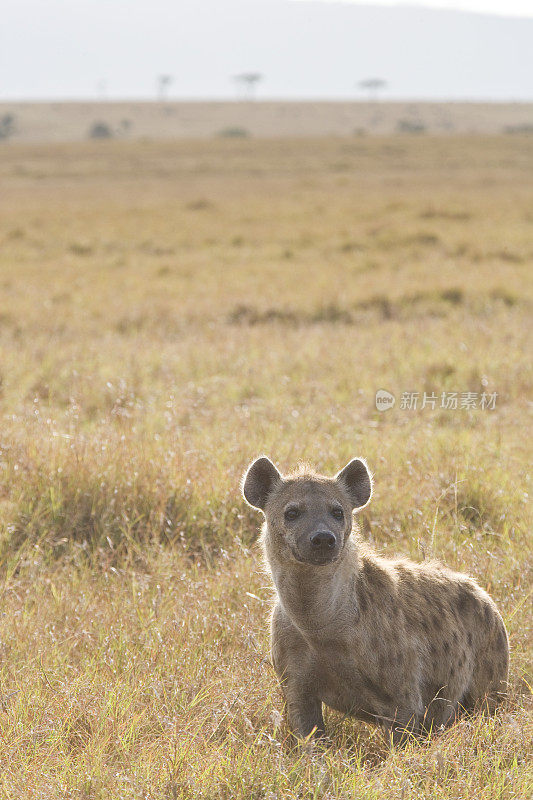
[{"left": 0, "top": 135, "right": 532, "bottom": 798}]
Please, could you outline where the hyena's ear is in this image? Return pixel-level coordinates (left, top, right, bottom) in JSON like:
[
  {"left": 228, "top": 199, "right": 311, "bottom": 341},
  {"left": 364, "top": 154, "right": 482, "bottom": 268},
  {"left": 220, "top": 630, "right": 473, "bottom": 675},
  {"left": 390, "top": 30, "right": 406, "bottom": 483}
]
[
  {"left": 242, "top": 456, "right": 282, "bottom": 511},
  {"left": 335, "top": 458, "right": 372, "bottom": 510}
]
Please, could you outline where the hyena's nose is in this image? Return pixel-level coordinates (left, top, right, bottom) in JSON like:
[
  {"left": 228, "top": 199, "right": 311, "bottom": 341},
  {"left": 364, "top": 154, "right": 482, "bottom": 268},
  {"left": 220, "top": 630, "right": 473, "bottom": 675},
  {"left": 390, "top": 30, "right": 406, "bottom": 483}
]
[{"left": 310, "top": 531, "right": 336, "bottom": 550}]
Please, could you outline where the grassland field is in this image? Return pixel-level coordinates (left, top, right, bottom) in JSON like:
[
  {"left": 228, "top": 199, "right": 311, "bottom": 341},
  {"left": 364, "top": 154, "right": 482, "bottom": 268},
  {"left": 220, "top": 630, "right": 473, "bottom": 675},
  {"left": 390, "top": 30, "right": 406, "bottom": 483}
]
[
  {"left": 0, "top": 135, "right": 532, "bottom": 798},
  {"left": 2, "top": 101, "right": 533, "bottom": 143}
]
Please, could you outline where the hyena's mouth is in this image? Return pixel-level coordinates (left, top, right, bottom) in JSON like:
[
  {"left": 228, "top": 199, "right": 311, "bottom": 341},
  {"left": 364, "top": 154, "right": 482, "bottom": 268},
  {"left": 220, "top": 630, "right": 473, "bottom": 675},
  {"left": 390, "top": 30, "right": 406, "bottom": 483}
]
[{"left": 290, "top": 546, "right": 339, "bottom": 566}]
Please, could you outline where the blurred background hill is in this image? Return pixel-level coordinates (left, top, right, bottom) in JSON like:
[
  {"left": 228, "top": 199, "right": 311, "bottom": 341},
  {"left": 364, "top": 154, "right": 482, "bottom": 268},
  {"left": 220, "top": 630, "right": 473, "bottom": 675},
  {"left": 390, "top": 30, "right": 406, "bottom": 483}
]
[
  {"left": 2, "top": 1, "right": 532, "bottom": 143},
  {"left": 2, "top": 1, "right": 533, "bottom": 102}
]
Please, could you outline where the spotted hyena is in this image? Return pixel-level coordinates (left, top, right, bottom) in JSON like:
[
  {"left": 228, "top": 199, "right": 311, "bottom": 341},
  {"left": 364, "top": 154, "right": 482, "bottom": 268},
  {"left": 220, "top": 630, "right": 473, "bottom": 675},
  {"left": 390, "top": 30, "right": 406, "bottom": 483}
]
[{"left": 242, "top": 456, "right": 509, "bottom": 744}]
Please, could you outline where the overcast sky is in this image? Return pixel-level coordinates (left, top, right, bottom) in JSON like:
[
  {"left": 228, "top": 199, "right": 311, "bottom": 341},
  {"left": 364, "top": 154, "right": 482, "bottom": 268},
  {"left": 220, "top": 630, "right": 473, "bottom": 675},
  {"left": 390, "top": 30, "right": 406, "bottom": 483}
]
[
  {"left": 295, "top": 1, "right": 533, "bottom": 15},
  {"left": 2, "top": 1, "right": 532, "bottom": 101}
]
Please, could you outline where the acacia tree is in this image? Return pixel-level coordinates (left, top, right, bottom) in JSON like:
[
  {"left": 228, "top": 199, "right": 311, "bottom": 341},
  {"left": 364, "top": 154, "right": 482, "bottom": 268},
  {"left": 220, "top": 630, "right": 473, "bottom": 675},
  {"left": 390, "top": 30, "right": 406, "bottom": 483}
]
[
  {"left": 358, "top": 78, "right": 387, "bottom": 101},
  {"left": 157, "top": 75, "right": 173, "bottom": 101},
  {"left": 0, "top": 114, "right": 15, "bottom": 140},
  {"left": 234, "top": 73, "right": 262, "bottom": 101}
]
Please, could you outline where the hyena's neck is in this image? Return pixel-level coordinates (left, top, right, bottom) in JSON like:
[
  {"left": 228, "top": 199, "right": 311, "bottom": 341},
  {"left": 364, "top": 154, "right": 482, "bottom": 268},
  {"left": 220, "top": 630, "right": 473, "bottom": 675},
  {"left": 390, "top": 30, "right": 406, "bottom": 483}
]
[{"left": 266, "top": 539, "right": 360, "bottom": 636}]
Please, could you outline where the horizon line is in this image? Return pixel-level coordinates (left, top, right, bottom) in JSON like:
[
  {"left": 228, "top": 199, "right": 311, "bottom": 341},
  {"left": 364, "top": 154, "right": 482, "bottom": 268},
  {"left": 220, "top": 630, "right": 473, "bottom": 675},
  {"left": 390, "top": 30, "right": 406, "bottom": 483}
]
[{"left": 2, "top": 96, "right": 533, "bottom": 104}]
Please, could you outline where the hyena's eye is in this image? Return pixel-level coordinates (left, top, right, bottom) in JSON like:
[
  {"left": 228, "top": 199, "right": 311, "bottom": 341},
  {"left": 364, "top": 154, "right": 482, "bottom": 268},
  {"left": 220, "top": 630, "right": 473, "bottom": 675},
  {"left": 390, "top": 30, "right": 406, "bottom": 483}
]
[
  {"left": 330, "top": 506, "right": 344, "bottom": 521},
  {"left": 284, "top": 506, "right": 300, "bottom": 522}
]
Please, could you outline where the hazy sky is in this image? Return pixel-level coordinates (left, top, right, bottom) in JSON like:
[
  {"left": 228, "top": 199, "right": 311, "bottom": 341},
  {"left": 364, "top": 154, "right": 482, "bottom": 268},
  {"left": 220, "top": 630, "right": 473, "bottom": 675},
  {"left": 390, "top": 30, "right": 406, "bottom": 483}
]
[
  {"left": 295, "top": 1, "right": 533, "bottom": 15},
  {"left": 2, "top": 1, "right": 532, "bottom": 100}
]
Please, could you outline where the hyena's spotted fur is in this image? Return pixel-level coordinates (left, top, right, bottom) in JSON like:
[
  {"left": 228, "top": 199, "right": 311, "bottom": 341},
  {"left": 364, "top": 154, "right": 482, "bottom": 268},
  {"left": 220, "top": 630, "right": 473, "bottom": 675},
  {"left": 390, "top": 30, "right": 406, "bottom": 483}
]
[{"left": 242, "top": 457, "right": 509, "bottom": 744}]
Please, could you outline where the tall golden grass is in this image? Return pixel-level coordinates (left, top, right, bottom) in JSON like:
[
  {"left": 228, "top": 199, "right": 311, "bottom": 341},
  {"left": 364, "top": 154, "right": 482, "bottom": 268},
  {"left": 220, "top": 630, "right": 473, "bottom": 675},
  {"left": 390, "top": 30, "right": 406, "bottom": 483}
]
[{"left": 0, "top": 136, "right": 531, "bottom": 797}]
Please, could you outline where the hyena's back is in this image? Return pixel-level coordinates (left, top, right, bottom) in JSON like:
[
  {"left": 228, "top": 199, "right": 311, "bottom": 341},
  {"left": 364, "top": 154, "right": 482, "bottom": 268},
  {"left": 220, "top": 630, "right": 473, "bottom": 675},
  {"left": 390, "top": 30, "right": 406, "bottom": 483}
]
[{"left": 378, "top": 556, "right": 509, "bottom": 724}]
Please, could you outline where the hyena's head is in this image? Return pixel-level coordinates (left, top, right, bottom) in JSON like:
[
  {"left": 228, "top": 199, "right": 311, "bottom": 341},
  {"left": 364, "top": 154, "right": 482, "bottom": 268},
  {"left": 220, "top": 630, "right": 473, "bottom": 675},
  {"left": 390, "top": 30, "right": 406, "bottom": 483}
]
[{"left": 242, "top": 457, "right": 372, "bottom": 566}]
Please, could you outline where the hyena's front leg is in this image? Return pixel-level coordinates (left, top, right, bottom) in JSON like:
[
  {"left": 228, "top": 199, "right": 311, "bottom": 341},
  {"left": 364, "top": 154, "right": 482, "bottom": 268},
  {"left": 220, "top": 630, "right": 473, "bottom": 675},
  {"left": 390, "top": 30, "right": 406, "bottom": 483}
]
[
  {"left": 273, "top": 653, "right": 325, "bottom": 738},
  {"left": 283, "top": 680, "right": 325, "bottom": 740},
  {"left": 271, "top": 606, "right": 325, "bottom": 740}
]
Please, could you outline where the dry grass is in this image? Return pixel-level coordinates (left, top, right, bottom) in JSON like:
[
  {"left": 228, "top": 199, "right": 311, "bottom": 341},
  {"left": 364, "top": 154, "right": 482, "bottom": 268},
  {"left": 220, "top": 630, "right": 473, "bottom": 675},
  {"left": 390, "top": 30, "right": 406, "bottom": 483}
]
[
  {"left": 2, "top": 101, "right": 533, "bottom": 142},
  {"left": 0, "top": 136, "right": 531, "bottom": 798}
]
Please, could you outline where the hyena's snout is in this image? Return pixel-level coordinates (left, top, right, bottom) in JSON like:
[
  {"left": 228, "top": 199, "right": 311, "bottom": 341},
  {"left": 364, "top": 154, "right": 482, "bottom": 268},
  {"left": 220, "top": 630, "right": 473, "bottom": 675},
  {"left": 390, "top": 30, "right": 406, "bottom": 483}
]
[
  {"left": 298, "top": 527, "right": 340, "bottom": 564},
  {"left": 310, "top": 529, "right": 336, "bottom": 550}
]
